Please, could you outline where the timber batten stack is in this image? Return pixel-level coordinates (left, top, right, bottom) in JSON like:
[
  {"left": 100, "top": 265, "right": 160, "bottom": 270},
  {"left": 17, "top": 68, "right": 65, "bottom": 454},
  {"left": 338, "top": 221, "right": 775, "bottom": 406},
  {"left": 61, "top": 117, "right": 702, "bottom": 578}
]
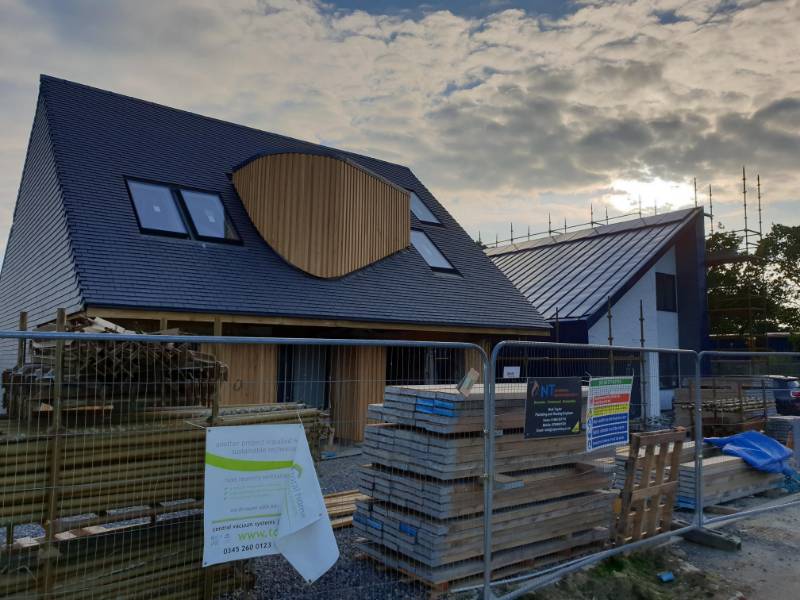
[
  {"left": 354, "top": 384, "right": 616, "bottom": 591},
  {"left": 0, "top": 402, "right": 323, "bottom": 598},
  {"left": 674, "top": 377, "right": 777, "bottom": 436}
]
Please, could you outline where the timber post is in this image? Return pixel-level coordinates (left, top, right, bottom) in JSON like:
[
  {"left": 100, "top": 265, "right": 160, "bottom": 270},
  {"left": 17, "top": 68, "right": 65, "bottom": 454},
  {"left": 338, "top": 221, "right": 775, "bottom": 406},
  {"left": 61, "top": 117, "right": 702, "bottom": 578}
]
[{"left": 41, "top": 308, "right": 66, "bottom": 596}]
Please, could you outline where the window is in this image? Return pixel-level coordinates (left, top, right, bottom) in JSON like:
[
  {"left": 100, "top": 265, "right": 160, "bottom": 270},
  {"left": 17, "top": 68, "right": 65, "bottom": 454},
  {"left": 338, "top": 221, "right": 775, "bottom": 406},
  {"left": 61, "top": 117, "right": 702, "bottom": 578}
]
[
  {"left": 127, "top": 179, "right": 238, "bottom": 244},
  {"left": 659, "top": 353, "right": 679, "bottom": 390},
  {"left": 181, "top": 190, "right": 238, "bottom": 241},
  {"left": 656, "top": 272, "right": 677, "bottom": 312},
  {"left": 409, "top": 192, "right": 440, "bottom": 224},
  {"left": 411, "top": 230, "right": 455, "bottom": 271},
  {"left": 127, "top": 180, "right": 187, "bottom": 235}
]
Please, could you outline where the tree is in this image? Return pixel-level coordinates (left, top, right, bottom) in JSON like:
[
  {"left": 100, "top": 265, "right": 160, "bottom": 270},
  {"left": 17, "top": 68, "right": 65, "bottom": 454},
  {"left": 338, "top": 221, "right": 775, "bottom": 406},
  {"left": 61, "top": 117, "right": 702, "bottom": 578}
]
[
  {"left": 706, "top": 231, "right": 779, "bottom": 336},
  {"left": 706, "top": 224, "right": 800, "bottom": 338},
  {"left": 757, "top": 224, "right": 800, "bottom": 329}
]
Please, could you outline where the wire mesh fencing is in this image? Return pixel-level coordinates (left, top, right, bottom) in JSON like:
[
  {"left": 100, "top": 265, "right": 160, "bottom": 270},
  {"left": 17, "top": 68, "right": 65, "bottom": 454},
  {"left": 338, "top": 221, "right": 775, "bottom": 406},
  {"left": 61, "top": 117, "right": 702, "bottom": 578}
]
[
  {"left": 482, "top": 341, "right": 701, "bottom": 600},
  {"left": 4, "top": 325, "right": 800, "bottom": 600},
  {"left": 694, "top": 350, "right": 800, "bottom": 529},
  {"left": 0, "top": 327, "right": 489, "bottom": 600}
]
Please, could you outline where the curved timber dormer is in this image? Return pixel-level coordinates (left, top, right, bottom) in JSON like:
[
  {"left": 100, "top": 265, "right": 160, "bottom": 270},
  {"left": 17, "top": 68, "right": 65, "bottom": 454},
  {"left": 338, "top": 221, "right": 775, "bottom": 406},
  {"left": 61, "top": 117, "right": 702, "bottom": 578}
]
[{"left": 233, "top": 151, "right": 410, "bottom": 278}]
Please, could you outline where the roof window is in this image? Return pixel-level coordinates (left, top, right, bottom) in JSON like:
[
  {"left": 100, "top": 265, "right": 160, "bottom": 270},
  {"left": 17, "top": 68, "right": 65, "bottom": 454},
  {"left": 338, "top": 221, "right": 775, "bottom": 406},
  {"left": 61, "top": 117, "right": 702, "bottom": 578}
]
[
  {"left": 411, "top": 230, "right": 455, "bottom": 271},
  {"left": 181, "top": 190, "right": 239, "bottom": 241},
  {"left": 127, "top": 180, "right": 187, "bottom": 236},
  {"left": 409, "top": 192, "right": 440, "bottom": 224}
]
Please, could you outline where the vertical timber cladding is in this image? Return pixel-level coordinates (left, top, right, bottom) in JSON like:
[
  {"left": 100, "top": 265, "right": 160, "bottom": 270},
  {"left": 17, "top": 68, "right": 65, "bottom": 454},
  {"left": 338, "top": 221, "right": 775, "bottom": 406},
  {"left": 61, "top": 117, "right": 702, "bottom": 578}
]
[
  {"left": 233, "top": 152, "right": 411, "bottom": 278},
  {"left": 464, "top": 339, "right": 492, "bottom": 381},
  {"left": 329, "top": 346, "right": 387, "bottom": 443},
  {"left": 201, "top": 343, "right": 278, "bottom": 405}
]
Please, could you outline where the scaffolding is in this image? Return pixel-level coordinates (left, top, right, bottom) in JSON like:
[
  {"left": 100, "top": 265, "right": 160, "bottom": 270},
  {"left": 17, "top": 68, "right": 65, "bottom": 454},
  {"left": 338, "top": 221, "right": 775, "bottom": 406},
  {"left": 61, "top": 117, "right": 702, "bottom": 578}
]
[{"left": 705, "top": 168, "right": 770, "bottom": 354}]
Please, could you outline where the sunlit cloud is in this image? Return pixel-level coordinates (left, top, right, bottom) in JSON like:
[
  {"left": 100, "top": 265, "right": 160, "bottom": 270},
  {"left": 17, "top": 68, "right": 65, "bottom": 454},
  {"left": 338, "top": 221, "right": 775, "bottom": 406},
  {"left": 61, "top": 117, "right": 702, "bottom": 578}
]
[
  {"left": 605, "top": 177, "right": 696, "bottom": 215},
  {"left": 0, "top": 0, "right": 798, "bottom": 257}
]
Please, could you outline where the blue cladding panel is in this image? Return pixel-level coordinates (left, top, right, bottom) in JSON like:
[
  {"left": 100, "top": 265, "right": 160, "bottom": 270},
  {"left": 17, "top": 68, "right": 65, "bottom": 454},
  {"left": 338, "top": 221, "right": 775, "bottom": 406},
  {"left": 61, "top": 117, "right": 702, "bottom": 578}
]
[
  {"left": 31, "top": 76, "right": 547, "bottom": 331},
  {"left": 489, "top": 209, "right": 700, "bottom": 323},
  {"left": 0, "top": 98, "right": 84, "bottom": 371}
]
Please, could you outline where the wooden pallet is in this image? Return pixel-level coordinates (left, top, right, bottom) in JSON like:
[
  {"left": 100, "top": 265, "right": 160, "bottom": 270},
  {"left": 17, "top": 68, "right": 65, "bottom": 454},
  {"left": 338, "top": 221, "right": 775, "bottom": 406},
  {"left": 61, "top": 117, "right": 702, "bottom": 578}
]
[{"left": 615, "top": 429, "right": 685, "bottom": 544}]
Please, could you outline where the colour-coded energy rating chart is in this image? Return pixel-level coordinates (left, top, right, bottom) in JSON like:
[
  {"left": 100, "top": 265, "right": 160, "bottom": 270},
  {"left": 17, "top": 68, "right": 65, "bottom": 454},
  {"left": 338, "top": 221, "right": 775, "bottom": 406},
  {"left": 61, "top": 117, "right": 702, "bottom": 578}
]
[{"left": 586, "top": 376, "right": 633, "bottom": 452}]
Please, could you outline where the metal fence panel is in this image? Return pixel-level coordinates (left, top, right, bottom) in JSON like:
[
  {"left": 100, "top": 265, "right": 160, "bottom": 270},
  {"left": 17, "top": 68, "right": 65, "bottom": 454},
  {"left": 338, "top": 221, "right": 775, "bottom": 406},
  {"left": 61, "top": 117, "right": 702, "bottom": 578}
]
[
  {"left": 484, "top": 341, "right": 700, "bottom": 600},
  {"left": 6, "top": 328, "right": 800, "bottom": 600},
  {"left": 0, "top": 328, "right": 488, "bottom": 599},
  {"left": 696, "top": 350, "right": 800, "bottom": 529}
]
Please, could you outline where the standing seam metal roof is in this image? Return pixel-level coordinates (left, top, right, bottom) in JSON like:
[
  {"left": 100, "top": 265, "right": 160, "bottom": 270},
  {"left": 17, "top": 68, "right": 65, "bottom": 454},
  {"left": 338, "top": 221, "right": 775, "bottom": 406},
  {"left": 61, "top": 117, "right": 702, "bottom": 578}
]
[
  {"left": 488, "top": 208, "right": 702, "bottom": 322},
  {"left": 36, "top": 76, "right": 549, "bottom": 331}
]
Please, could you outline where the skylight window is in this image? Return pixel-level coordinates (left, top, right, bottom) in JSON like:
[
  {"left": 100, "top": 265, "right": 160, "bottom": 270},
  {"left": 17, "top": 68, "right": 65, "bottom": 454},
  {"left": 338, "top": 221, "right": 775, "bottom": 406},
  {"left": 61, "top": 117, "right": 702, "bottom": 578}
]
[
  {"left": 409, "top": 192, "right": 440, "bottom": 224},
  {"left": 128, "top": 180, "right": 187, "bottom": 235},
  {"left": 411, "top": 230, "right": 455, "bottom": 271},
  {"left": 181, "top": 190, "right": 238, "bottom": 241}
]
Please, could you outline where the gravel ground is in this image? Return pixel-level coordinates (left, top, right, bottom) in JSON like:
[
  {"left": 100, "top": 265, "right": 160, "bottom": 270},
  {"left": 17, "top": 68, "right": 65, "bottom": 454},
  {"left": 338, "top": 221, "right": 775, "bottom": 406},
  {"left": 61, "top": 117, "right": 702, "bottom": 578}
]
[
  {"left": 675, "top": 490, "right": 800, "bottom": 600},
  {"left": 235, "top": 527, "right": 428, "bottom": 600},
  {"left": 317, "top": 450, "right": 367, "bottom": 495},
  {"left": 226, "top": 448, "right": 430, "bottom": 600}
]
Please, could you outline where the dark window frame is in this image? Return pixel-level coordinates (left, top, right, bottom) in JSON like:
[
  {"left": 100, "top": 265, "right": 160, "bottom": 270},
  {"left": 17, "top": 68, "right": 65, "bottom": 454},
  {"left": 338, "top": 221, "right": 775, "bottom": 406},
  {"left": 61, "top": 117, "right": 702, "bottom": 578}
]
[
  {"left": 179, "top": 188, "right": 241, "bottom": 244},
  {"left": 655, "top": 272, "right": 677, "bottom": 312},
  {"left": 125, "top": 177, "right": 241, "bottom": 245},
  {"left": 126, "top": 179, "right": 189, "bottom": 239},
  {"left": 408, "top": 190, "right": 442, "bottom": 226},
  {"left": 410, "top": 228, "right": 459, "bottom": 274}
]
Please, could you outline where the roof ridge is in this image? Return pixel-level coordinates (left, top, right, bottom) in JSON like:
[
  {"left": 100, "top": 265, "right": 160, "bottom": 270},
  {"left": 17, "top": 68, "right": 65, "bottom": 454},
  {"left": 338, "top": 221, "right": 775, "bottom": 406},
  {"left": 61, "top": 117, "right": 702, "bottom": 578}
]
[
  {"left": 487, "top": 207, "right": 702, "bottom": 257},
  {"left": 38, "top": 74, "right": 411, "bottom": 173}
]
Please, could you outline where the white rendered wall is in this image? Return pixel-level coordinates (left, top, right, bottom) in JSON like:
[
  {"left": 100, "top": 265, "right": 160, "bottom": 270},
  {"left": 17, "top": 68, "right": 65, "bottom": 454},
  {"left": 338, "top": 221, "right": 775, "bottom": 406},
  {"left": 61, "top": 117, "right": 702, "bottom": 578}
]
[{"left": 588, "top": 248, "right": 679, "bottom": 416}]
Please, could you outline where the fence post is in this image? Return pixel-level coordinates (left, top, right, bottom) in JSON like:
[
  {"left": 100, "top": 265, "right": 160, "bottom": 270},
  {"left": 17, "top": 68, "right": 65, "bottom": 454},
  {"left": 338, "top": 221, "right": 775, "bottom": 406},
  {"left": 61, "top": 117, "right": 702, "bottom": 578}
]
[
  {"left": 482, "top": 347, "right": 496, "bottom": 600},
  {"left": 793, "top": 419, "right": 800, "bottom": 468},
  {"left": 693, "top": 352, "right": 704, "bottom": 527},
  {"left": 41, "top": 308, "right": 66, "bottom": 597},
  {"left": 16, "top": 311, "right": 27, "bottom": 368}
]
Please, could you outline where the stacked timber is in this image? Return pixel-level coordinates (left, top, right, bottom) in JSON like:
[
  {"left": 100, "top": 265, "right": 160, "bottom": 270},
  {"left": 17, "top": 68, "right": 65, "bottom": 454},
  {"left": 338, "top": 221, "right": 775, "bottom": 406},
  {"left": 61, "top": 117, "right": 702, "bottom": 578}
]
[
  {"left": 2, "top": 316, "right": 228, "bottom": 422},
  {"left": 0, "top": 404, "right": 322, "bottom": 524},
  {"left": 0, "top": 404, "right": 322, "bottom": 600},
  {"left": 4, "top": 515, "right": 250, "bottom": 599},
  {"left": 676, "top": 454, "right": 784, "bottom": 508},
  {"left": 674, "top": 377, "right": 776, "bottom": 436},
  {"left": 355, "top": 384, "right": 616, "bottom": 591},
  {"left": 766, "top": 415, "right": 799, "bottom": 449}
]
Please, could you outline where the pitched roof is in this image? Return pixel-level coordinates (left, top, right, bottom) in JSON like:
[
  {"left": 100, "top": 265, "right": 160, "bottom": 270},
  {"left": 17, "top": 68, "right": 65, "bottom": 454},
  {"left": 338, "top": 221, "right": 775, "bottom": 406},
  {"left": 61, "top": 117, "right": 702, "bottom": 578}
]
[
  {"left": 487, "top": 208, "right": 703, "bottom": 323},
  {"left": 31, "top": 76, "right": 548, "bottom": 331}
]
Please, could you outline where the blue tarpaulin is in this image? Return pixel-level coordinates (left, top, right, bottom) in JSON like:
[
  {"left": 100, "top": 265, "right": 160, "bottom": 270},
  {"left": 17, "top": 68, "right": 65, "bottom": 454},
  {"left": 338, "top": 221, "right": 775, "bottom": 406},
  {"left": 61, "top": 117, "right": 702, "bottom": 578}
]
[{"left": 704, "top": 431, "right": 795, "bottom": 476}]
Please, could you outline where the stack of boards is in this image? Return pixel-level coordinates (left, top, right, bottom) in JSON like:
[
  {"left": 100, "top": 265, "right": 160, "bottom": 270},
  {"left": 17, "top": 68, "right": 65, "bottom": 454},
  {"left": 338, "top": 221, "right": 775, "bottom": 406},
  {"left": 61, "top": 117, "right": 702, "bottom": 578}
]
[
  {"left": 674, "top": 378, "right": 777, "bottom": 435},
  {"left": 355, "top": 384, "right": 616, "bottom": 591},
  {"left": 613, "top": 440, "right": 783, "bottom": 508},
  {"left": 676, "top": 454, "right": 784, "bottom": 508}
]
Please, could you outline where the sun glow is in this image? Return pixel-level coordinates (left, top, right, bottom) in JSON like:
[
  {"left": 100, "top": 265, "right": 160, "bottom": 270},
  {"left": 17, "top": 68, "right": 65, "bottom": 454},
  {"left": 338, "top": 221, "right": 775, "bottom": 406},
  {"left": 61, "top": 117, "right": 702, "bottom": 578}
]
[{"left": 606, "top": 177, "right": 695, "bottom": 214}]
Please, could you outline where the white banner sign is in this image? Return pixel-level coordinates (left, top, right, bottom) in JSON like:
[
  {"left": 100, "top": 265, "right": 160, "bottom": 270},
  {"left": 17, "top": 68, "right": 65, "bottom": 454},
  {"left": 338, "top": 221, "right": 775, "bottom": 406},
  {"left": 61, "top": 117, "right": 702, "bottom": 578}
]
[{"left": 203, "top": 424, "right": 339, "bottom": 582}]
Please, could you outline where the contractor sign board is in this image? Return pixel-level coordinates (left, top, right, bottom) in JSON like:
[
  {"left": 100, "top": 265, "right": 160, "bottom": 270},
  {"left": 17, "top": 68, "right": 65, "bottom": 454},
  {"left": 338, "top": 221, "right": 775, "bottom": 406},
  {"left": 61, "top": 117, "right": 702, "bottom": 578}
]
[
  {"left": 586, "top": 376, "right": 633, "bottom": 452},
  {"left": 524, "top": 377, "right": 582, "bottom": 439},
  {"left": 203, "top": 424, "right": 339, "bottom": 582}
]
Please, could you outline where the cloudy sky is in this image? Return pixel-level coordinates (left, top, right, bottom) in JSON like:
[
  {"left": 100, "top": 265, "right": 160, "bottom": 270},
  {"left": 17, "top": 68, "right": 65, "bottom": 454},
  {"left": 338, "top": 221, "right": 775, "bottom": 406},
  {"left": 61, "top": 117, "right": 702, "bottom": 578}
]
[{"left": 1, "top": 0, "right": 799, "bottom": 253}]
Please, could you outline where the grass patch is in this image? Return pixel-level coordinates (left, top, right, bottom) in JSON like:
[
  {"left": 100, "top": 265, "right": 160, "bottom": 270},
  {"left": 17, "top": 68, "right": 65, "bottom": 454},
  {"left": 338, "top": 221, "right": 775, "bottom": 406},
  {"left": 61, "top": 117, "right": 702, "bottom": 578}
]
[{"left": 522, "top": 550, "right": 724, "bottom": 600}]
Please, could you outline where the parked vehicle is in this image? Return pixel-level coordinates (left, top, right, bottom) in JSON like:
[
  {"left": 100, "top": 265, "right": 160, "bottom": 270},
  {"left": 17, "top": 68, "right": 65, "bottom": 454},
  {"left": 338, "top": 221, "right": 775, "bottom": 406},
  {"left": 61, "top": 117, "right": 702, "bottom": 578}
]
[{"left": 771, "top": 375, "right": 800, "bottom": 415}]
